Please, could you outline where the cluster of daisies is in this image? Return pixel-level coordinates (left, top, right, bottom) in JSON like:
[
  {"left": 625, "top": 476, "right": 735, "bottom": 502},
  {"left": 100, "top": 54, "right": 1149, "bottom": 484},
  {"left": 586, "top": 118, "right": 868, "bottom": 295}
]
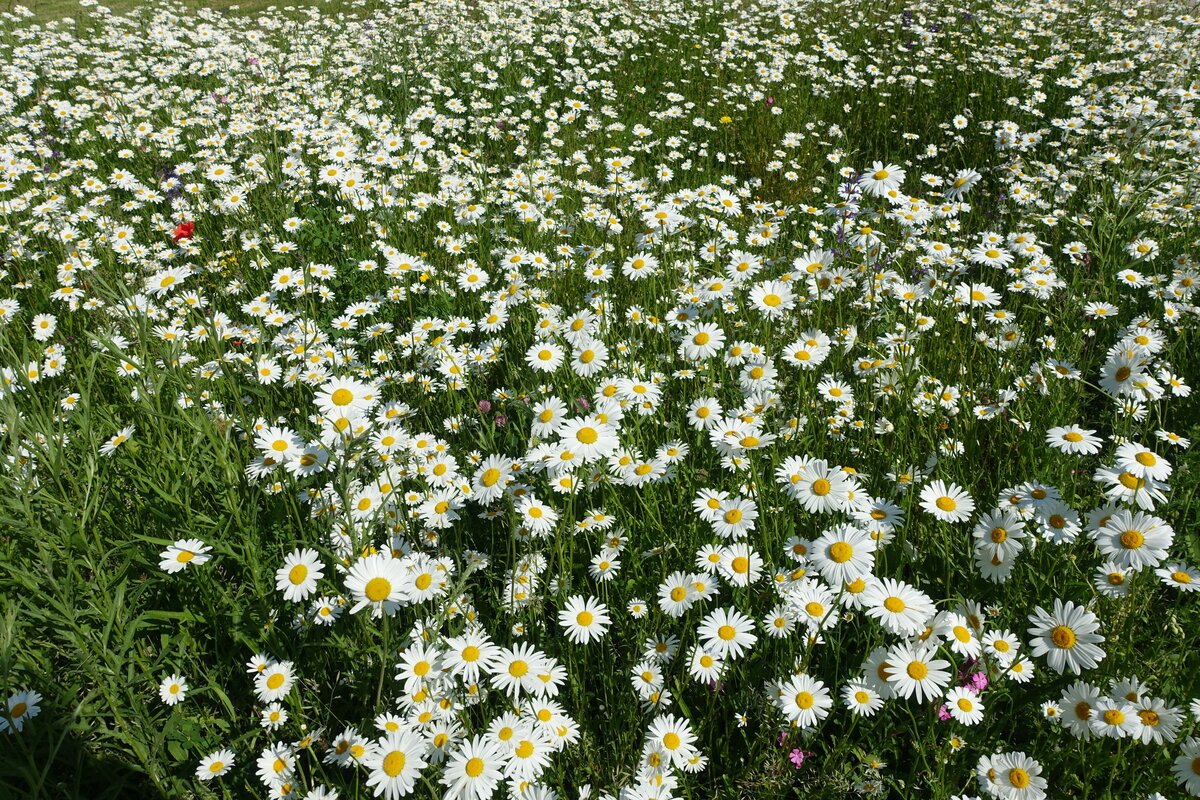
[{"left": 2, "top": 0, "right": 1200, "bottom": 798}]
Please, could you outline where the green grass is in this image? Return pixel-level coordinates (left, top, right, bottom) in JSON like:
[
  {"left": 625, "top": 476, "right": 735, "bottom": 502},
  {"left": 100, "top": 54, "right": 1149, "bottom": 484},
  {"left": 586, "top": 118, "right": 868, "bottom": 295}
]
[{"left": 1, "top": 0, "right": 1199, "bottom": 798}]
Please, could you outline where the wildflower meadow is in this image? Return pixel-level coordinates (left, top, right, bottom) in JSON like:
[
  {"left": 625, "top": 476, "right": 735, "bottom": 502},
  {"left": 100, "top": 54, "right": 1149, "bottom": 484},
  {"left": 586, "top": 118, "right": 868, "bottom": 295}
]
[{"left": 1, "top": 0, "right": 1199, "bottom": 798}]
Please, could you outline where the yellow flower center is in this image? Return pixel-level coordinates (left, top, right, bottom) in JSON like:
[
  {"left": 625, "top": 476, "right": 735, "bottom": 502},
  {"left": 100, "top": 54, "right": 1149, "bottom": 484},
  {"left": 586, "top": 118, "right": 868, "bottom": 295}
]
[
  {"left": 1050, "top": 625, "right": 1076, "bottom": 648},
  {"left": 383, "top": 751, "right": 406, "bottom": 776},
  {"left": 365, "top": 577, "right": 391, "bottom": 602},
  {"left": 1120, "top": 529, "right": 1145, "bottom": 549},
  {"left": 1117, "top": 472, "right": 1144, "bottom": 490}
]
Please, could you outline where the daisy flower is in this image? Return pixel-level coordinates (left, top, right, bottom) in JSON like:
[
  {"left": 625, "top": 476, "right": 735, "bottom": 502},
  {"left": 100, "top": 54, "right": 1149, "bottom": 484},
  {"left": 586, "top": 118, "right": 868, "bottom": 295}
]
[
  {"left": 364, "top": 728, "right": 430, "bottom": 800},
  {"left": 1093, "top": 509, "right": 1173, "bottom": 570},
  {"left": 687, "top": 645, "right": 725, "bottom": 684},
  {"left": 345, "top": 553, "right": 409, "bottom": 617},
  {"left": 256, "top": 743, "right": 295, "bottom": 788},
  {"left": 1044, "top": 425, "right": 1103, "bottom": 455},
  {"left": 314, "top": 377, "right": 379, "bottom": 418},
  {"left": 275, "top": 548, "right": 324, "bottom": 603},
  {"left": 775, "top": 673, "right": 832, "bottom": 728},
  {"left": 196, "top": 748, "right": 235, "bottom": 781},
  {"left": 749, "top": 280, "right": 796, "bottom": 318},
  {"left": 1, "top": 690, "right": 42, "bottom": 734},
  {"left": 721, "top": 543, "right": 763, "bottom": 587},
  {"left": 555, "top": 417, "right": 619, "bottom": 463},
  {"left": 516, "top": 495, "right": 559, "bottom": 536},
  {"left": 678, "top": 323, "right": 726, "bottom": 361},
  {"left": 982, "top": 630, "right": 1021, "bottom": 665},
  {"left": 490, "top": 643, "right": 546, "bottom": 698},
  {"left": 1157, "top": 563, "right": 1200, "bottom": 592},
  {"left": 710, "top": 496, "right": 758, "bottom": 539},
  {"left": 524, "top": 342, "right": 565, "bottom": 373},
  {"left": 1088, "top": 697, "right": 1139, "bottom": 740},
  {"left": 808, "top": 524, "right": 877, "bottom": 585},
  {"left": 697, "top": 607, "right": 758, "bottom": 660},
  {"left": 99, "top": 425, "right": 136, "bottom": 457},
  {"left": 859, "top": 162, "right": 906, "bottom": 197},
  {"left": 919, "top": 480, "right": 975, "bottom": 523},
  {"left": 863, "top": 578, "right": 936, "bottom": 636},
  {"left": 972, "top": 508, "right": 1027, "bottom": 561},
  {"left": 992, "top": 751, "right": 1048, "bottom": 800},
  {"left": 255, "top": 660, "right": 295, "bottom": 703},
  {"left": 159, "top": 538, "right": 212, "bottom": 574},
  {"left": 470, "top": 456, "right": 513, "bottom": 505},
  {"left": 787, "top": 579, "right": 839, "bottom": 632},
  {"left": 945, "top": 687, "right": 986, "bottom": 725},
  {"left": 1094, "top": 560, "right": 1133, "bottom": 598},
  {"left": 842, "top": 681, "right": 884, "bottom": 717},
  {"left": 1093, "top": 464, "right": 1169, "bottom": 510},
  {"left": 1133, "top": 696, "right": 1183, "bottom": 745},
  {"left": 1026, "top": 599, "right": 1106, "bottom": 675},
  {"left": 1057, "top": 680, "right": 1103, "bottom": 741},
  {"left": 782, "top": 459, "right": 854, "bottom": 514},
  {"left": 686, "top": 396, "right": 723, "bottom": 430},
  {"left": 504, "top": 730, "right": 554, "bottom": 782},
  {"left": 646, "top": 714, "right": 699, "bottom": 769},
  {"left": 159, "top": 674, "right": 188, "bottom": 706},
  {"left": 443, "top": 631, "right": 499, "bottom": 684},
  {"left": 441, "top": 736, "right": 507, "bottom": 800},
  {"left": 657, "top": 572, "right": 696, "bottom": 617},
  {"left": 557, "top": 596, "right": 611, "bottom": 645},
  {"left": 1175, "top": 737, "right": 1200, "bottom": 796},
  {"left": 1114, "top": 441, "right": 1172, "bottom": 481},
  {"left": 885, "top": 642, "right": 952, "bottom": 703}
]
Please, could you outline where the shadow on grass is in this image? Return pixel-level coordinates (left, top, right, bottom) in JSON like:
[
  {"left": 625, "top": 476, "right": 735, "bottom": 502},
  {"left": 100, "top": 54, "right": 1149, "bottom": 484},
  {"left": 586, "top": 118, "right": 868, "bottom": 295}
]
[{"left": 1, "top": 704, "right": 160, "bottom": 800}]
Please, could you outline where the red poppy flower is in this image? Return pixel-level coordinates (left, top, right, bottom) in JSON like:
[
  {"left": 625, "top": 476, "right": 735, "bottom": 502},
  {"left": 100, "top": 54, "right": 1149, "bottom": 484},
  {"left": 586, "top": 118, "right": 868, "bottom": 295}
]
[{"left": 172, "top": 221, "right": 195, "bottom": 242}]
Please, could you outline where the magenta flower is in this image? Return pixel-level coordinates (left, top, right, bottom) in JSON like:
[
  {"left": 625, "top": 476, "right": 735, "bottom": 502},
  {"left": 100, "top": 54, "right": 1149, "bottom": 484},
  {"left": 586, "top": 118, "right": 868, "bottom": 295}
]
[{"left": 788, "top": 749, "right": 813, "bottom": 769}]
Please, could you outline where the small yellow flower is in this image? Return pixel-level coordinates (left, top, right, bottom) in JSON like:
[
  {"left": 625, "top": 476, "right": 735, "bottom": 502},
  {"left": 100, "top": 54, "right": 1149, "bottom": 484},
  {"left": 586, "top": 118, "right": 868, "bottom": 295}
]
[{"left": 720, "top": 116, "right": 733, "bottom": 124}]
